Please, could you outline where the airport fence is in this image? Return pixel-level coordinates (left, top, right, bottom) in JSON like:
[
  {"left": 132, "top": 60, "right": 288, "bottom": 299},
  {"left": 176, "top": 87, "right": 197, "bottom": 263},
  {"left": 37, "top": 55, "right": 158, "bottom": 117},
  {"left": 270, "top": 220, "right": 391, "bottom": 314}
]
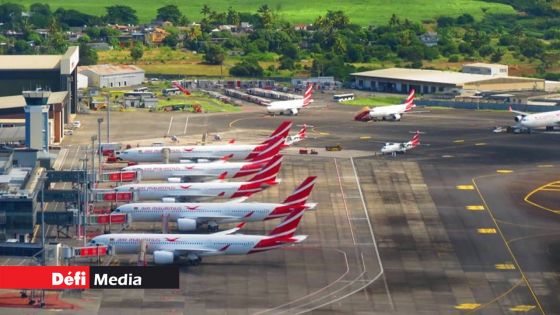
[{"left": 417, "top": 100, "right": 557, "bottom": 113}]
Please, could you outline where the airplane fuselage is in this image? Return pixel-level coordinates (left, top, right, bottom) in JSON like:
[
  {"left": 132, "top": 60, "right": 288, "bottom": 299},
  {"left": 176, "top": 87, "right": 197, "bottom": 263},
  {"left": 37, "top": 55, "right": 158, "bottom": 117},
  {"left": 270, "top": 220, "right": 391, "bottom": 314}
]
[
  {"left": 114, "top": 181, "right": 269, "bottom": 201},
  {"left": 122, "top": 161, "right": 262, "bottom": 181},
  {"left": 116, "top": 144, "right": 261, "bottom": 163},
  {"left": 91, "top": 233, "right": 268, "bottom": 256},
  {"left": 115, "top": 202, "right": 297, "bottom": 223},
  {"left": 517, "top": 110, "right": 560, "bottom": 129}
]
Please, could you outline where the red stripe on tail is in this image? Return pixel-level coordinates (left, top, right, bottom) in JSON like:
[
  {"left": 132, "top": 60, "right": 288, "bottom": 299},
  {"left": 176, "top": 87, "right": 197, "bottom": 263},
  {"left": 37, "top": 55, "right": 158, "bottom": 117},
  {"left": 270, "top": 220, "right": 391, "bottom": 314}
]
[
  {"left": 282, "top": 176, "right": 317, "bottom": 206},
  {"left": 261, "top": 121, "right": 293, "bottom": 144},
  {"left": 267, "top": 207, "right": 306, "bottom": 238},
  {"left": 247, "top": 155, "right": 283, "bottom": 183},
  {"left": 303, "top": 84, "right": 313, "bottom": 107}
]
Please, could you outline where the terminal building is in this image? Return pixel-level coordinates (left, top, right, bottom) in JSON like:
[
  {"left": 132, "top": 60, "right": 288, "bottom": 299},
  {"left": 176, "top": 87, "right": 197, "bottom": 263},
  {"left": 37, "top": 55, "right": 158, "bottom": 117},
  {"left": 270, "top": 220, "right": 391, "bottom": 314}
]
[
  {"left": 351, "top": 64, "right": 545, "bottom": 95},
  {"left": 0, "top": 149, "right": 43, "bottom": 241}
]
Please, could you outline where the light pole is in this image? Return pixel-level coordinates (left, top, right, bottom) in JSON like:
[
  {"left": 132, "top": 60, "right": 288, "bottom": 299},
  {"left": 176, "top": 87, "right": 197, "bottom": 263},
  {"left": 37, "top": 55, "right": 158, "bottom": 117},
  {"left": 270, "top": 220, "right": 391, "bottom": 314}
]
[
  {"left": 97, "top": 118, "right": 103, "bottom": 175},
  {"left": 79, "top": 157, "right": 89, "bottom": 246},
  {"left": 91, "top": 135, "right": 97, "bottom": 189},
  {"left": 105, "top": 95, "right": 110, "bottom": 143}
]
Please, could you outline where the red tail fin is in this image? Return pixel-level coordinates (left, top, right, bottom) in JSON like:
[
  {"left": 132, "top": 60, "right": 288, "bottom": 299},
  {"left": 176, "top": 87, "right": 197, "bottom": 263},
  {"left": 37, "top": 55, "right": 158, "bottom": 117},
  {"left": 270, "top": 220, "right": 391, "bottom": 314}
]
[
  {"left": 261, "top": 121, "right": 293, "bottom": 144},
  {"left": 404, "top": 89, "right": 415, "bottom": 111},
  {"left": 298, "top": 124, "right": 307, "bottom": 139},
  {"left": 267, "top": 207, "right": 306, "bottom": 238},
  {"left": 303, "top": 84, "right": 313, "bottom": 107},
  {"left": 283, "top": 176, "right": 317, "bottom": 206},
  {"left": 248, "top": 155, "right": 283, "bottom": 183},
  {"left": 247, "top": 136, "right": 285, "bottom": 161},
  {"left": 410, "top": 131, "right": 420, "bottom": 147}
]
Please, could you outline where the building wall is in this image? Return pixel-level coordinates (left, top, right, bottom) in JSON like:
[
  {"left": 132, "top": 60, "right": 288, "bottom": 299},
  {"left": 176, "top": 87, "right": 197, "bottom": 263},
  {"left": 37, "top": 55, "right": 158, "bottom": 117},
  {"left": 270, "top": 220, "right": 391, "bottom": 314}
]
[
  {"left": 98, "top": 72, "right": 145, "bottom": 88},
  {"left": 352, "top": 76, "right": 460, "bottom": 94},
  {"left": 24, "top": 105, "right": 49, "bottom": 151},
  {"left": 464, "top": 80, "right": 544, "bottom": 91},
  {"left": 463, "top": 65, "right": 508, "bottom": 76},
  {"left": 0, "top": 70, "right": 61, "bottom": 96}
]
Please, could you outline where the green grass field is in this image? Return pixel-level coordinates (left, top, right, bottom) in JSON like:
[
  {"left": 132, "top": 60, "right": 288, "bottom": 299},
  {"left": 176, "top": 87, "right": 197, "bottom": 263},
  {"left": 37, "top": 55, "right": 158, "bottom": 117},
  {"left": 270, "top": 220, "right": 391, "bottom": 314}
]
[
  {"left": 18, "top": 0, "right": 515, "bottom": 25},
  {"left": 341, "top": 96, "right": 406, "bottom": 106},
  {"left": 158, "top": 93, "right": 241, "bottom": 113}
]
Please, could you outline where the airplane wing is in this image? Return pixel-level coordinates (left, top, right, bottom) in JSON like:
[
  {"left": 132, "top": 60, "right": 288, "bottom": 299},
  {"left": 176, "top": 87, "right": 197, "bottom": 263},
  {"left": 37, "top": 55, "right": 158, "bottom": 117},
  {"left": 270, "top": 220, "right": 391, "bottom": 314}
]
[
  {"left": 225, "top": 197, "right": 249, "bottom": 203},
  {"left": 160, "top": 245, "right": 222, "bottom": 255},
  {"left": 212, "top": 222, "right": 246, "bottom": 235},
  {"left": 508, "top": 106, "right": 530, "bottom": 116}
]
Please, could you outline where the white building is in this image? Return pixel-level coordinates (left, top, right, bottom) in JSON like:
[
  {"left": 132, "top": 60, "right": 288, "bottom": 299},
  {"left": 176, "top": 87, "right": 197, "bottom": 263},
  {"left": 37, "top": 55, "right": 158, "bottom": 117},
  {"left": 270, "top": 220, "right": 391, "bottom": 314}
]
[
  {"left": 78, "top": 64, "right": 145, "bottom": 88},
  {"left": 462, "top": 63, "right": 508, "bottom": 76}
]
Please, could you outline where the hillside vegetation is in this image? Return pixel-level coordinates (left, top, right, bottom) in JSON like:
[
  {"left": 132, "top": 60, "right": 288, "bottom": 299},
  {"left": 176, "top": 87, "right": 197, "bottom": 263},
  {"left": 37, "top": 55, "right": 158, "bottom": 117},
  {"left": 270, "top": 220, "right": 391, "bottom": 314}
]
[{"left": 16, "top": 0, "right": 515, "bottom": 25}]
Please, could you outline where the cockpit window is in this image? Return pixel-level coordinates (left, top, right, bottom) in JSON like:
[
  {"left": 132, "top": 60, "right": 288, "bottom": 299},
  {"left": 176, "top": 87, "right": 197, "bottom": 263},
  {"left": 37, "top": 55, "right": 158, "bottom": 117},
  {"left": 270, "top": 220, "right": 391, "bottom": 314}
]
[{"left": 114, "top": 209, "right": 120, "bottom": 213}]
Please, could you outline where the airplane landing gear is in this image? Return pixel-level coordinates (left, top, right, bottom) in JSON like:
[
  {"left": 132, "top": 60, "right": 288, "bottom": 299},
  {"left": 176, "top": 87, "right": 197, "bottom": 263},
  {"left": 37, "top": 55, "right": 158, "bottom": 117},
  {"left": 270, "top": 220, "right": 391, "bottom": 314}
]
[
  {"left": 207, "top": 221, "right": 219, "bottom": 232},
  {"left": 186, "top": 254, "right": 202, "bottom": 266}
]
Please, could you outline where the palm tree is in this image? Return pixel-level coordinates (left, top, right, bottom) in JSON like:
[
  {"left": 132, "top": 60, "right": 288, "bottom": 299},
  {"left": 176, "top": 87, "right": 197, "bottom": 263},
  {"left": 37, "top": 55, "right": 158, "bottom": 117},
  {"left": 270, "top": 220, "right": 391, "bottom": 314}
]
[{"left": 201, "top": 5, "right": 211, "bottom": 18}]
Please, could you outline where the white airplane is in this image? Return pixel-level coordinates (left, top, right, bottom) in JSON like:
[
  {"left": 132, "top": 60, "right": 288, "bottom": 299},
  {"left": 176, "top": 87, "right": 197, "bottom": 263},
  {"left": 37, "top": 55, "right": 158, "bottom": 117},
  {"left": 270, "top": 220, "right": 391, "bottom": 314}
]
[
  {"left": 380, "top": 131, "right": 421, "bottom": 156},
  {"left": 88, "top": 206, "right": 309, "bottom": 265},
  {"left": 284, "top": 124, "right": 308, "bottom": 146},
  {"left": 509, "top": 106, "right": 560, "bottom": 131},
  {"left": 115, "top": 121, "right": 292, "bottom": 163},
  {"left": 121, "top": 157, "right": 272, "bottom": 182},
  {"left": 354, "top": 89, "right": 416, "bottom": 121},
  {"left": 113, "top": 155, "right": 282, "bottom": 202},
  {"left": 266, "top": 84, "right": 313, "bottom": 116},
  {"left": 114, "top": 176, "right": 317, "bottom": 232}
]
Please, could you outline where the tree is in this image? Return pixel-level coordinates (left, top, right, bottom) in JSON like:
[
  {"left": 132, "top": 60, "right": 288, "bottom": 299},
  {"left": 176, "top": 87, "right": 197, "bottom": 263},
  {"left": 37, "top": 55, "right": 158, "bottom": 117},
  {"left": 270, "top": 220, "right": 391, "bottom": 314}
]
[
  {"left": 456, "top": 13, "right": 474, "bottom": 25},
  {"left": 79, "top": 43, "right": 98, "bottom": 65},
  {"left": 105, "top": 5, "right": 138, "bottom": 25},
  {"left": 227, "top": 7, "right": 240, "bottom": 25},
  {"left": 163, "top": 31, "right": 179, "bottom": 48},
  {"left": 203, "top": 44, "right": 225, "bottom": 65},
  {"left": 201, "top": 5, "right": 211, "bottom": 18},
  {"left": 29, "top": 3, "right": 52, "bottom": 28},
  {"left": 490, "top": 49, "right": 504, "bottom": 63},
  {"left": 436, "top": 16, "right": 455, "bottom": 28},
  {"left": 157, "top": 5, "right": 182, "bottom": 24},
  {"left": 257, "top": 4, "right": 274, "bottom": 28},
  {"left": 130, "top": 43, "right": 144, "bottom": 61},
  {"left": 229, "top": 60, "right": 264, "bottom": 77},
  {"left": 279, "top": 56, "right": 295, "bottom": 70},
  {"left": 519, "top": 37, "right": 544, "bottom": 58}
]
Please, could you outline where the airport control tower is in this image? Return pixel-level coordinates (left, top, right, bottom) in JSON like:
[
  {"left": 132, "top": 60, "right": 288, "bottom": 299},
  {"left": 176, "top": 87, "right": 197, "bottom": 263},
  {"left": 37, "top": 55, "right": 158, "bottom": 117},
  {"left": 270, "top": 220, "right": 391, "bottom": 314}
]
[{"left": 23, "top": 90, "right": 50, "bottom": 152}]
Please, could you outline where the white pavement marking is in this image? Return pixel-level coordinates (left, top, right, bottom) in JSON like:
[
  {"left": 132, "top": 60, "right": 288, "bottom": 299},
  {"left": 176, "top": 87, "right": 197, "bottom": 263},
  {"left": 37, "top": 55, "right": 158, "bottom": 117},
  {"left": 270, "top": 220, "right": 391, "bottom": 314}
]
[{"left": 167, "top": 116, "right": 174, "bottom": 136}]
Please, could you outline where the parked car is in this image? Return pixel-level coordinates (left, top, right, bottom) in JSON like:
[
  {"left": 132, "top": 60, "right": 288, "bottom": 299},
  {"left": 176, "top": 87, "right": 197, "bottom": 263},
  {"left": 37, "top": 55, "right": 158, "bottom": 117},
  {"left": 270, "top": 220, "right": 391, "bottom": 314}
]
[
  {"left": 72, "top": 121, "right": 81, "bottom": 128},
  {"left": 64, "top": 129, "right": 73, "bottom": 136}
]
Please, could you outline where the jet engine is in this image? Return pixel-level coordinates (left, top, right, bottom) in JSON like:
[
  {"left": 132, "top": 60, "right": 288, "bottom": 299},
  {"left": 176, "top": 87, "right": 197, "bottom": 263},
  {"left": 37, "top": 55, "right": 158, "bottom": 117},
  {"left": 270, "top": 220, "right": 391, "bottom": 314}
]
[
  {"left": 153, "top": 250, "right": 174, "bottom": 264},
  {"left": 514, "top": 115, "right": 523, "bottom": 122},
  {"left": 177, "top": 218, "right": 197, "bottom": 231},
  {"left": 391, "top": 113, "right": 402, "bottom": 121},
  {"left": 168, "top": 177, "right": 181, "bottom": 183},
  {"left": 289, "top": 108, "right": 299, "bottom": 116}
]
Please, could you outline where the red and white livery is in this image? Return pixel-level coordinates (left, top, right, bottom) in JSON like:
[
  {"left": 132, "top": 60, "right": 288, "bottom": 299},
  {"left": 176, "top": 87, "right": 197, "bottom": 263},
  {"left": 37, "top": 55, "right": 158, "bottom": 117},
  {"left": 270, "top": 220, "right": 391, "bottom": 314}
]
[
  {"left": 121, "top": 157, "right": 272, "bottom": 182},
  {"left": 114, "top": 176, "right": 317, "bottom": 232},
  {"left": 267, "top": 84, "right": 313, "bottom": 116},
  {"left": 114, "top": 155, "right": 283, "bottom": 202},
  {"left": 355, "top": 89, "right": 416, "bottom": 122},
  {"left": 284, "top": 124, "right": 308, "bottom": 146},
  {"left": 115, "top": 121, "right": 292, "bottom": 163},
  {"left": 88, "top": 206, "right": 309, "bottom": 265},
  {"left": 380, "top": 131, "right": 421, "bottom": 156}
]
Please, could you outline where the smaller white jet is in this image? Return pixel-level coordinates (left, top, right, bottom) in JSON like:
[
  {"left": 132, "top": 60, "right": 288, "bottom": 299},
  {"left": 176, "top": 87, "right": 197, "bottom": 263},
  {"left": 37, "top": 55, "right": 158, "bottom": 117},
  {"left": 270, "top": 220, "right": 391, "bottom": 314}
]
[
  {"left": 267, "top": 84, "right": 313, "bottom": 116},
  {"left": 354, "top": 89, "right": 416, "bottom": 122},
  {"left": 380, "top": 131, "right": 422, "bottom": 156},
  {"left": 509, "top": 106, "right": 560, "bottom": 132},
  {"left": 284, "top": 124, "right": 309, "bottom": 146}
]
